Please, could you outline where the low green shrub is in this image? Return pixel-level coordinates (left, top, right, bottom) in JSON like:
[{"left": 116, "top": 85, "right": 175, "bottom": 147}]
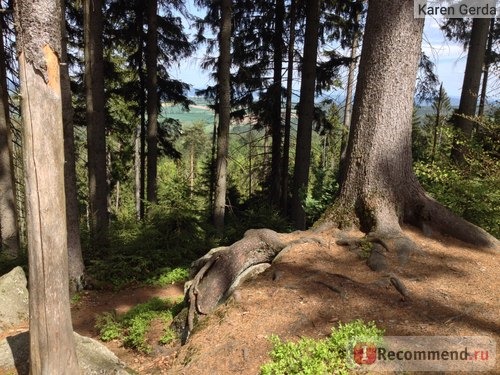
[
  {"left": 260, "top": 320, "right": 384, "bottom": 375},
  {"left": 95, "top": 297, "right": 184, "bottom": 353}
]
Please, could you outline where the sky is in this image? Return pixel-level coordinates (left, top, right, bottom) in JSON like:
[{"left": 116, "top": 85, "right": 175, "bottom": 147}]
[{"left": 170, "top": 8, "right": 496, "bottom": 103}]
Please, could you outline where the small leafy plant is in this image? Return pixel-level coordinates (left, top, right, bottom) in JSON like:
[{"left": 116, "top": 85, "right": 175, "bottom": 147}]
[
  {"left": 95, "top": 297, "right": 184, "bottom": 353},
  {"left": 260, "top": 320, "right": 384, "bottom": 375}
]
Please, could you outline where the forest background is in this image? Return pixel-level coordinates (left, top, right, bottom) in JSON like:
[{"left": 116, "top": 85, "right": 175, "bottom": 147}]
[{"left": 0, "top": 0, "right": 498, "bottom": 292}]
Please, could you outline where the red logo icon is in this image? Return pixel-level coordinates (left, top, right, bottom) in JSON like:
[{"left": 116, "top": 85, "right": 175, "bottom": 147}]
[{"left": 353, "top": 342, "right": 377, "bottom": 365}]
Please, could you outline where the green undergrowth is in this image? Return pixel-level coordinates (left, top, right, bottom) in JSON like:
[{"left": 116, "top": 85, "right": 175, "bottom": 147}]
[
  {"left": 261, "top": 320, "right": 384, "bottom": 375},
  {"left": 96, "top": 297, "right": 184, "bottom": 353}
]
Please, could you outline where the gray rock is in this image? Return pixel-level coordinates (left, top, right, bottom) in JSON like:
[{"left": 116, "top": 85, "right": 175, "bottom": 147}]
[
  {"left": 0, "top": 267, "right": 29, "bottom": 334},
  {"left": 0, "top": 267, "right": 134, "bottom": 374},
  {"left": 0, "top": 331, "right": 135, "bottom": 374}
]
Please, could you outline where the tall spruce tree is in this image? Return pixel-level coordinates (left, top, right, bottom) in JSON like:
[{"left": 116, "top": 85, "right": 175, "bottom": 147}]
[{"left": 323, "top": 0, "right": 497, "bottom": 250}]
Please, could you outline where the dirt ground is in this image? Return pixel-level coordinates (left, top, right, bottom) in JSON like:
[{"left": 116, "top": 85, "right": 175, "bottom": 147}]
[
  {"left": 2, "top": 226, "right": 498, "bottom": 374},
  {"left": 67, "top": 226, "right": 500, "bottom": 374}
]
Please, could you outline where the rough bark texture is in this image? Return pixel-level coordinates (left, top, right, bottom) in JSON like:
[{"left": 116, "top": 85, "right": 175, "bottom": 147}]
[
  {"left": 0, "top": 14, "right": 20, "bottom": 258},
  {"left": 213, "top": 0, "right": 232, "bottom": 235},
  {"left": 146, "top": 0, "right": 159, "bottom": 205},
  {"left": 290, "top": 0, "right": 320, "bottom": 229},
  {"left": 61, "top": 3, "right": 85, "bottom": 292},
  {"left": 15, "top": 0, "right": 80, "bottom": 372},
  {"left": 451, "top": 17, "right": 489, "bottom": 164},
  {"left": 84, "top": 0, "right": 109, "bottom": 246},
  {"left": 323, "top": 0, "right": 498, "bottom": 250}
]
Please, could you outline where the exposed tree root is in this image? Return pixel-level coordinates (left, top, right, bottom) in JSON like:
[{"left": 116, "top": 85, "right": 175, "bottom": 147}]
[
  {"left": 181, "top": 192, "right": 498, "bottom": 344},
  {"left": 182, "top": 229, "right": 287, "bottom": 343},
  {"left": 406, "top": 194, "right": 499, "bottom": 251}
]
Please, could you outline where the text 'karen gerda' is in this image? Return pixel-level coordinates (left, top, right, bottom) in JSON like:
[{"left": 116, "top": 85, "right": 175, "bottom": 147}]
[{"left": 414, "top": 1, "right": 499, "bottom": 18}]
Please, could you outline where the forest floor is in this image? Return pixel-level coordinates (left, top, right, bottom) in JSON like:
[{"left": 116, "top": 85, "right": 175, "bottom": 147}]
[
  {"left": 67, "top": 226, "right": 500, "bottom": 374},
  {"left": 69, "top": 227, "right": 498, "bottom": 373}
]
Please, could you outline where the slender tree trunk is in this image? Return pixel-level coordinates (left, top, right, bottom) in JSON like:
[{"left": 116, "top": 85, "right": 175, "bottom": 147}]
[
  {"left": 290, "top": 0, "right": 321, "bottom": 229},
  {"left": 61, "top": 0, "right": 84, "bottom": 291},
  {"left": 269, "top": 0, "right": 285, "bottom": 207},
  {"left": 84, "top": 0, "right": 109, "bottom": 247},
  {"left": 146, "top": 0, "right": 159, "bottom": 206},
  {"left": 135, "top": 123, "right": 141, "bottom": 220},
  {"left": 280, "top": 0, "right": 296, "bottom": 214},
  {"left": 209, "top": 114, "right": 217, "bottom": 211},
  {"left": 323, "top": 0, "right": 497, "bottom": 250},
  {"left": 137, "top": 5, "right": 146, "bottom": 220},
  {"left": 338, "top": 27, "right": 360, "bottom": 183},
  {"left": 190, "top": 144, "right": 195, "bottom": 197},
  {"left": 477, "top": 18, "right": 494, "bottom": 118},
  {"left": 451, "top": 17, "right": 489, "bottom": 164},
  {"left": 431, "top": 83, "right": 444, "bottom": 163},
  {"left": 15, "top": 0, "right": 80, "bottom": 372},
  {"left": 213, "top": 0, "right": 232, "bottom": 235},
  {"left": 0, "top": 9, "right": 19, "bottom": 258}
]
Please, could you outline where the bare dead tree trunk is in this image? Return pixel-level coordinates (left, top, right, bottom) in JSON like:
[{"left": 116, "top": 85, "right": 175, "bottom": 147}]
[
  {"left": 0, "top": 8, "right": 19, "bottom": 258},
  {"left": 290, "top": 0, "right": 321, "bottom": 229},
  {"left": 84, "top": 0, "right": 109, "bottom": 247},
  {"left": 61, "top": 0, "right": 85, "bottom": 291},
  {"left": 213, "top": 0, "right": 232, "bottom": 236},
  {"left": 146, "top": 0, "right": 158, "bottom": 206},
  {"left": 15, "top": 0, "right": 80, "bottom": 372}
]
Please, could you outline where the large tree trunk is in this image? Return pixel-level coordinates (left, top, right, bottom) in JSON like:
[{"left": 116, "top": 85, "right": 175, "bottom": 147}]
[
  {"left": 14, "top": 0, "right": 80, "bottom": 372},
  {"left": 323, "top": 0, "right": 497, "bottom": 250},
  {"left": 269, "top": 0, "right": 285, "bottom": 207},
  {"left": 290, "top": 0, "right": 321, "bottom": 229},
  {"left": 0, "top": 10, "right": 20, "bottom": 258},
  {"left": 450, "top": 17, "right": 489, "bottom": 165},
  {"left": 84, "top": 0, "right": 109, "bottom": 247},
  {"left": 213, "top": 0, "right": 232, "bottom": 236},
  {"left": 146, "top": 0, "right": 159, "bottom": 206},
  {"left": 61, "top": 1, "right": 85, "bottom": 292}
]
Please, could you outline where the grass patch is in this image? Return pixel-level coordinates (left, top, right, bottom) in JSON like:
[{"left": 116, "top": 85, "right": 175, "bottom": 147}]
[
  {"left": 96, "top": 297, "right": 184, "bottom": 353},
  {"left": 145, "top": 266, "right": 189, "bottom": 286},
  {"left": 261, "top": 320, "right": 384, "bottom": 375}
]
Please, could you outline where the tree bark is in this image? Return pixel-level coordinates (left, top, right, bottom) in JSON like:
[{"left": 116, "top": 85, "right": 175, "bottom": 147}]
[
  {"left": 477, "top": 18, "right": 494, "bottom": 118},
  {"left": 146, "top": 0, "right": 159, "bottom": 206},
  {"left": 0, "top": 9, "right": 20, "bottom": 258},
  {"left": 322, "top": 0, "right": 497, "bottom": 250},
  {"left": 451, "top": 17, "right": 489, "bottom": 165},
  {"left": 14, "top": 0, "right": 80, "bottom": 372},
  {"left": 280, "top": 0, "right": 296, "bottom": 214},
  {"left": 61, "top": 0, "right": 85, "bottom": 292},
  {"left": 338, "top": 26, "right": 360, "bottom": 184},
  {"left": 84, "top": 0, "right": 109, "bottom": 247},
  {"left": 290, "top": 0, "right": 321, "bottom": 229},
  {"left": 213, "top": 0, "right": 232, "bottom": 236},
  {"left": 269, "top": 0, "right": 285, "bottom": 207}
]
